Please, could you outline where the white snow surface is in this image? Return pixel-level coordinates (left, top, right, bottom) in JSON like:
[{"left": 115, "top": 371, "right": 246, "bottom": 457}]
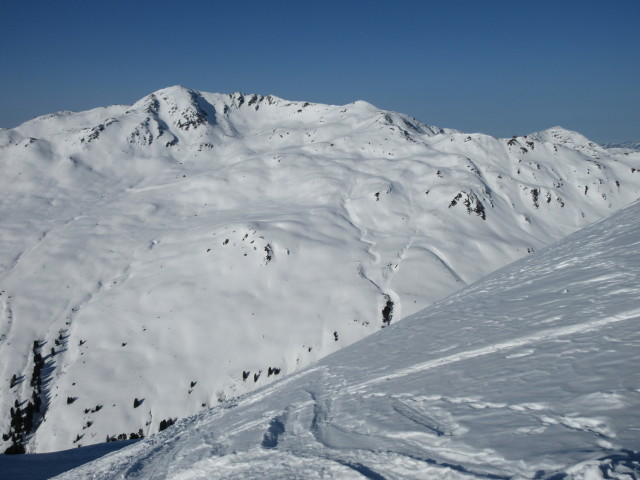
[
  {"left": 54, "top": 197, "right": 640, "bottom": 479},
  {"left": 1, "top": 86, "right": 640, "bottom": 453}
]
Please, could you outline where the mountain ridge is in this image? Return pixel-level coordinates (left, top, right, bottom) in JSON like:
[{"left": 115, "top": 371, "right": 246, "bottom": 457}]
[
  {"left": 602, "top": 140, "right": 640, "bottom": 151},
  {"left": 0, "top": 87, "right": 639, "bottom": 453}
]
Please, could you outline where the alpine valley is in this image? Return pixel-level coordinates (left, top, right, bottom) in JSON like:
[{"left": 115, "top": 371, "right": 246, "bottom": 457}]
[
  {"left": 1, "top": 86, "right": 639, "bottom": 456},
  {"left": 56, "top": 172, "right": 640, "bottom": 480}
]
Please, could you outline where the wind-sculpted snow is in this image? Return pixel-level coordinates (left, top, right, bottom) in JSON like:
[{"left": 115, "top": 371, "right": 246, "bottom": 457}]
[
  {"left": 1, "top": 86, "right": 640, "bottom": 452},
  {"left": 55, "top": 200, "right": 640, "bottom": 479}
]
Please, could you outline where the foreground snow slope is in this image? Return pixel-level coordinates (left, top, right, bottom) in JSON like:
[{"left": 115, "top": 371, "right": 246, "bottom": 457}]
[
  {"left": 1, "top": 86, "right": 639, "bottom": 452},
  {"left": 56, "top": 199, "right": 640, "bottom": 479}
]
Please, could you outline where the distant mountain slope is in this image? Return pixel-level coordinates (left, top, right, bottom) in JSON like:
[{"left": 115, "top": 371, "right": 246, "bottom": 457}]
[
  {"left": 1, "top": 86, "right": 639, "bottom": 452},
  {"left": 56, "top": 199, "right": 640, "bottom": 480},
  {"left": 602, "top": 141, "right": 640, "bottom": 151}
]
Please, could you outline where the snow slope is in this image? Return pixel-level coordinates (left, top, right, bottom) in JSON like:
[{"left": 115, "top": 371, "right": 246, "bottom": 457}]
[
  {"left": 1, "top": 86, "right": 639, "bottom": 452},
  {"left": 55, "top": 198, "right": 640, "bottom": 480}
]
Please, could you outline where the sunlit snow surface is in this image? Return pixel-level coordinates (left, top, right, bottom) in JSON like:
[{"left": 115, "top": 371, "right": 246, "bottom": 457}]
[
  {"left": 54, "top": 200, "right": 640, "bottom": 479},
  {"left": 1, "top": 86, "right": 640, "bottom": 453}
]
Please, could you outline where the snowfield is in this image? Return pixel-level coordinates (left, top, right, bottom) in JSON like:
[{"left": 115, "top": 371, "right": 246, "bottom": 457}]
[
  {"left": 1, "top": 86, "right": 639, "bottom": 454},
  {"left": 53, "top": 196, "right": 640, "bottom": 479}
]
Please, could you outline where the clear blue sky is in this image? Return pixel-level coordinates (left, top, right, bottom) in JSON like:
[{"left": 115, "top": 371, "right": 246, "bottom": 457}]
[{"left": 2, "top": 0, "right": 638, "bottom": 143}]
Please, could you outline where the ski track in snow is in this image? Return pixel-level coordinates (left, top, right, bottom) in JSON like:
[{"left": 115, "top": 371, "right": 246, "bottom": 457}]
[{"left": 357, "top": 308, "right": 640, "bottom": 390}]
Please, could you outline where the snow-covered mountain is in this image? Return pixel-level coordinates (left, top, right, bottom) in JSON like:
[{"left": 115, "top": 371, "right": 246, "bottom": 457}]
[
  {"left": 1, "top": 86, "right": 639, "bottom": 453},
  {"left": 602, "top": 141, "right": 640, "bottom": 151},
  {"left": 54, "top": 195, "right": 640, "bottom": 479}
]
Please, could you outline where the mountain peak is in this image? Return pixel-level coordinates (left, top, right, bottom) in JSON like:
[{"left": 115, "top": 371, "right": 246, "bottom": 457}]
[
  {"left": 132, "top": 85, "right": 200, "bottom": 111},
  {"left": 531, "top": 125, "right": 593, "bottom": 144}
]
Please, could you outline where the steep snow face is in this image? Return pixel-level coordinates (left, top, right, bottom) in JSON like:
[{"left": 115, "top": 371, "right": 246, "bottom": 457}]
[
  {"left": 0, "top": 86, "right": 639, "bottom": 453},
  {"left": 55, "top": 199, "right": 640, "bottom": 480}
]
